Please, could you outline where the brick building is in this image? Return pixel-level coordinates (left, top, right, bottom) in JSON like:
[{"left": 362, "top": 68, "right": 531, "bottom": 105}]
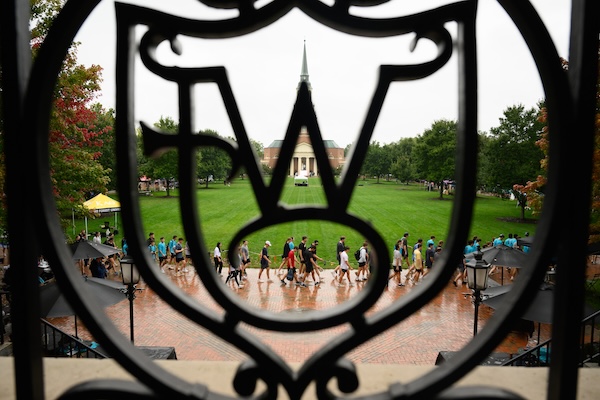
[{"left": 262, "top": 42, "right": 345, "bottom": 177}]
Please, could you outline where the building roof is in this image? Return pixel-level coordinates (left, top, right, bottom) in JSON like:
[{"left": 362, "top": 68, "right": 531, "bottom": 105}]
[
  {"left": 265, "top": 139, "right": 341, "bottom": 149},
  {"left": 324, "top": 140, "right": 341, "bottom": 149}
]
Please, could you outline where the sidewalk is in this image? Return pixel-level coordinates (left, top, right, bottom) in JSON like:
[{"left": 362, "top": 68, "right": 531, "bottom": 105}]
[{"left": 46, "top": 267, "right": 546, "bottom": 365}]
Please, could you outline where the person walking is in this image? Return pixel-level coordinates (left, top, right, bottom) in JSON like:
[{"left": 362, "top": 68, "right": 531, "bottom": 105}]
[
  {"left": 281, "top": 247, "right": 303, "bottom": 287},
  {"left": 493, "top": 234, "right": 505, "bottom": 247},
  {"left": 104, "top": 234, "right": 119, "bottom": 275},
  {"left": 92, "top": 231, "right": 102, "bottom": 244},
  {"left": 258, "top": 241, "right": 272, "bottom": 282},
  {"left": 356, "top": 242, "right": 369, "bottom": 282},
  {"left": 184, "top": 240, "right": 192, "bottom": 272},
  {"left": 401, "top": 232, "right": 410, "bottom": 267},
  {"left": 453, "top": 255, "right": 467, "bottom": 287},
  {"left": 174, "top": 238, "right": 185, "bottom": 275},
  {"left": 331, "top": 236, "right": 346, "bottom": 278},
  {"left": 304, "top": 245, "right": 321, "bottom": 286},
  {"left": 121, "top": 238, "right": 129, "bottom": 257},
  {"left": 405, "top": 238, "right": 422, "bottom": 281},
  {"left": 276, "top": 237, "right": 293, "bottom": 276},
  {"left": 297, "top": 236, "right": 308, "bottom": 278},
  {"left": 213, "top": 242, "right": 223, "bottom": 276},
  {"left": 240, "top": 240, "right": 250, "bottom": 281},
  {"left": 390, "top": 243, "right": 404, "bottom": 286},
  {"left": 146, "top": 232, "right": 155, "bottom": 247},
  {"left": 158, "top": 236, "right": 167, "bottom": 272},
  {"left": 504, "top": 233, "right": 517, "bottom": 248},
  {"left": 413, "top": 242, "right": 424, "bottom": 283},
  {"left": 310, "top": 239, "right": 324, "bottom": 282},
  {"left": 338, "top": 246, "right": 354, "bottom": 286},
  {"left": 167, "top": 235, "right": 178, "bottom": 269},
  {"left": 426, "top": 235, "right": 436, "bottom": 248},
  {"left": 89, "top": 256, "right": 107, "bottom": 279},
  {"left": 225, "top": 249, "right": 243, "bottom": 289},
  {"left": 148, "top": 239, "right": 158, "bottom": 266},
  {"left": 423, "top": 242, "right": 435, "bottom": 277}
]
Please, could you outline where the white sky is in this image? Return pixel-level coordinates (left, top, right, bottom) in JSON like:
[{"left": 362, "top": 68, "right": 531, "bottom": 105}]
[{"left": 74, "top": 0, "right": 571, "bottom": 149}]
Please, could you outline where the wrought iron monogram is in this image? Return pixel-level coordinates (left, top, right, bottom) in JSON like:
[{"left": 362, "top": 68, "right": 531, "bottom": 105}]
[{"left": 13, "top": 0, "right": 590, "bottom": 399}]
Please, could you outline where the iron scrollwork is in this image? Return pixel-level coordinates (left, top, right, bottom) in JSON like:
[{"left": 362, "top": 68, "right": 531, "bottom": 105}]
[{"left": 18, "top": 0, "right": 585, "bottom": 399}]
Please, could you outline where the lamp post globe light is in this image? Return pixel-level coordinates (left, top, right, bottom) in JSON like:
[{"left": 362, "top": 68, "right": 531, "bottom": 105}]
[
  {"left": 120, "top": 255, "right": 140, "bottom": 343},
  {"left": 466, "top": 250, "right": 491, "bottom": 336}
]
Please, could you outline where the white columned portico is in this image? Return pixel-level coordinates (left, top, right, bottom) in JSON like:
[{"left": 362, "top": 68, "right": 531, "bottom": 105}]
[{"left": 290, "top": 143, "right": 317, "bottom": 177}]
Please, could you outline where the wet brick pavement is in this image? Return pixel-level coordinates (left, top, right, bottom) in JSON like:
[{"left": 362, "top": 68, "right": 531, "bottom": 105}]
[{"left": 47, "top": 267, "right": 548, "bottom": 365}]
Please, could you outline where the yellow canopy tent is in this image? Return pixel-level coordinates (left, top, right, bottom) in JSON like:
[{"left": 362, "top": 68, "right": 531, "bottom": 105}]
[{"left": 76, "top": 194, "right": 121, "bottom": 239}]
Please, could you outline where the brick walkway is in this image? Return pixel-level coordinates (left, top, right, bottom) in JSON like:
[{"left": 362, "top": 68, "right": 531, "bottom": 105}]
[{"left": 47, "top": 267, "right": 548, "bottom": 365}]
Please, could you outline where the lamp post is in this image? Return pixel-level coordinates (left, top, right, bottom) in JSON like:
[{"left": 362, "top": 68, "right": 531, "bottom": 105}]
[
  {"left": 120, "top": 255, "right": 140, "bottom": 343},
  {"left": 466, "top": 250, "right": 491, "bottom": 336}
]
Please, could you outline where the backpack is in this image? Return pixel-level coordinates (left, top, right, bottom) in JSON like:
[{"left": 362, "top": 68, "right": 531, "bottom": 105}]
[{"left": 354, "top": 248, "right": 361, "bottom": 261}]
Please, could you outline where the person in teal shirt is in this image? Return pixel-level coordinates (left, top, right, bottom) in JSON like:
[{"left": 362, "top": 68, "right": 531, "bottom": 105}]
[{"left": 158, "top": 236, "right": 167, "bottom": 272}]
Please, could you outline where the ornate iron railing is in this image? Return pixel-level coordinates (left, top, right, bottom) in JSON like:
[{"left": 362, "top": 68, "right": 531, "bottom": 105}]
[{"left": 1, "top": 0, "right": 598, "bottom": 399}]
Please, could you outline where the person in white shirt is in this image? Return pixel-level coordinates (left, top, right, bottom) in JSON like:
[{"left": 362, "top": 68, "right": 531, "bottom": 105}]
[
  {"left": 92, "top": 231, "right": 102, "bottom": 244},
  {"left": 338, "top": 246, "right": 354, "bottom": 286},
  {"left": 213, "top": 242, "right": 223, "bottom": 275},
  {"left": 356, "top": 242, "right": 369, "bottom": 281}
]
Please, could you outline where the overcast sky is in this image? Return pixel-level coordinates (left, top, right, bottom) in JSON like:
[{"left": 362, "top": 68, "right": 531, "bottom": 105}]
[{"left": 74, "top": 0, "right": 571, "bottom": 149}]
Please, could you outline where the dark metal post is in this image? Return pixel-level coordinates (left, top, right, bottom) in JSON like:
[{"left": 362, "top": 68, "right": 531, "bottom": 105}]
[
  {"left": 473, "top": 289, "right": 481, "bottom": 336},
  {"left": 126, "top": 284, "right": 135, "bottom": 343}
]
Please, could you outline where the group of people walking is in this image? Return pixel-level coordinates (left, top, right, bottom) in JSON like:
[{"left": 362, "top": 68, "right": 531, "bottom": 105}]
[
  {"left": 146, "top": 233, "right": 190, "bottom": 276},
  {"left": 258, "top": 236, "right": 326, "bottom": 287},
  {"left": 140, "top": 230, "right": 529, "bottom": 289}
]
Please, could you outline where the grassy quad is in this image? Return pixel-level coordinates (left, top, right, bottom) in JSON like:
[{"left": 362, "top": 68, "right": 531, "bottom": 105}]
[{"left": 74, "top": 177, "right": 538, "bottom": 267}]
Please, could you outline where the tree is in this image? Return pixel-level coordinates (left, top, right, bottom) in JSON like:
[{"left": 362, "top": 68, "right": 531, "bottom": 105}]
[
  {"left": 29, "top": 0, "right": 112, "bottom": 235},
  {"left": 91, "top": 104, "right": 117, "bottom": 190},
  {"left": 413, "top": 120, "right": 457, "bottom": 199},
  {"left": 388, "top": 137, "right": 416, "bottom": 184},
  {"left": 250, "top": 139, "right": 264, "bottom": 160},
  {"left": 233, "top": 137, "right": 262, "bottom": 179},
  {"left": 480, "top": 105, "right": 545, "bottom": 191},
  {"left": 362, "top": 142, "right": 391, "bottom": 183},
  {"left": 511, "top": 185, "right": 529, "bottom": 221},
  {"left": 390, "top": 156, "right": 415, "bottom": 184},
  {"left": 145, "top": 117, "right": 181, "bottom": 196},
  {"left": 197, "top": 129, "right": 232, "bottom": 188},
  {"left": 518, "top": 53, "right": 600, "bottom": 243}
]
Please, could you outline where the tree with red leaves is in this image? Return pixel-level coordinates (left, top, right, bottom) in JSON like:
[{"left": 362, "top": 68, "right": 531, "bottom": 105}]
[
  {"left": 516, "top": 51, "right": 600, "bottom": 243},
  {"left": 0, "top": 0, "right": 114, "bottom": 237}
]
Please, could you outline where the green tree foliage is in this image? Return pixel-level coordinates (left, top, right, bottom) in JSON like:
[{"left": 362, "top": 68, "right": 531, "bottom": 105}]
[
  {"left": 197, "top": 129, "right": 232, "bottom": 188},
  {"left": 388, "top": 137, "right": 417, "bottom": 184},
  {"left": 232, "top": 137, "right": 262, "bottom": 179},
  {"left": 510, "top": 186, "right": 529, "bottom": 221},
  {"left": 30, "top": 0, "right": 112, "bottom": 234},
  {"left": 149, "top": 117, "right": 180, "bottom": 196},
  {"left": 250, "top": 139, "right": 264, "bottom": 160},
  {"left": 480, "top": 105, "right": 544, "bottom": 191},
  {"left": 363, "top": 142, "right": 391, "bottom": 183},
  {"left": 91, "top": 104, "right": 117, "bottom": 190},
  {"left": 413, "top": 120, "right": 457, "bottom": 199}
]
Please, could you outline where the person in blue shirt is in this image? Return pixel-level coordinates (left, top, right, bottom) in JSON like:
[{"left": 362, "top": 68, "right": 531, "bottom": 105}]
[
  {"left": 426, "top": 235, "right": 436, "bottom": 248},
  {"left": 89, "top": 257, "right": 107, "bottom": 279},
  {"left": 493, "top": 234, "right": 505, "bottom": 246},
  {"left": 148, "top": 239, "right": 157, "bottom": 265},
  {"left": 158, "top": 236, "right": 167, "bottom": 272},
  {"left": 464, "top": 240, "right": 476, "bottom": 256},
  {"left": 505, "top": 233, "right": 517, "bottom": 248}
]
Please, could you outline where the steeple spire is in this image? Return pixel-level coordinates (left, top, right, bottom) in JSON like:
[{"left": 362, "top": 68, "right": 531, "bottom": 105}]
[{"left": 297, "top": 40, "right": 312, "bottom": 92}]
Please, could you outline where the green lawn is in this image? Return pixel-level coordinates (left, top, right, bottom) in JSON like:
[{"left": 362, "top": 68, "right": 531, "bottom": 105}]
[{"left": 73, "top": 178, "right": 538, "bottom": 266}]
